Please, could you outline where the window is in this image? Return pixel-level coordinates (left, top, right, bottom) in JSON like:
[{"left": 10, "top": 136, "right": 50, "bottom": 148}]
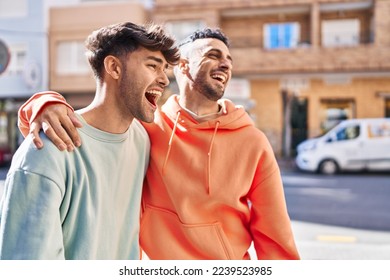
[
  {"left": 263, "top": 22, "right": 300, "bottom": 49},
  {"left": 335, "top": 125, "right": 360, "bottom": 141},
  {"left": 320, "top": 99, "right": 355, "bottom": 133},
  {"left": 322, "top": 19, "right": 360, "bottom": 47},
  {"left": 56, "top": 41, "right": 90, "bottom": 75},
  {"left": 165, "top": 20, "right": 206, "bottom": 42},
  {"left": 0, "top": 0, "right": 27, "bottom": 18}
]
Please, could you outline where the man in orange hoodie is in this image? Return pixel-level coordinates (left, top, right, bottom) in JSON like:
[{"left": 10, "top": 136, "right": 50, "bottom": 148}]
[{"left": 18, "top": 28, "right": 300, "bottom": 260}]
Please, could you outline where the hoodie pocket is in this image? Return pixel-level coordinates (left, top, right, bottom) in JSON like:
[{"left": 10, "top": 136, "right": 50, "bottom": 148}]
[{"left": 140, "top": 204, "right": 236, "bottom": 260}]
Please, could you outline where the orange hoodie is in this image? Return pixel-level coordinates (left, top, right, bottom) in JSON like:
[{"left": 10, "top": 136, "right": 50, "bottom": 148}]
[
  {"left": 140, "top": 95, "right": 299, "bottom": 260},
  {"left": 18, "top": 92, "right": 300, "bottom": 260}
]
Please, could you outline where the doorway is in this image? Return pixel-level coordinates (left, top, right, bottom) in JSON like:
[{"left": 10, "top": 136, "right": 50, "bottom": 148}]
[{"left": 290, "top": 97, "right": 308, "bottom": 156}]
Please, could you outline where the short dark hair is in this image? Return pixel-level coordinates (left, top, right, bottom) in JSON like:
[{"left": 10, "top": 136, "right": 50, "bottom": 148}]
[
  {"left": 179, "top": 28, "right": 230, "bottom": 48},
  {"left": 85, "top": 22, "right": 180, "bottom": 79}
]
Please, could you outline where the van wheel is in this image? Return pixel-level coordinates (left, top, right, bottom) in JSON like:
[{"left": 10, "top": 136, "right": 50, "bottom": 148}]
[{"left": 318, "top": 160, "right": 338, "bottom": 175}]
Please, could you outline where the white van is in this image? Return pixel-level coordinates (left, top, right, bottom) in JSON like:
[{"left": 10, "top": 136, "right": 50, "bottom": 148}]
[{"left": 295, "top": 118, "right": 390, "bottom": 174}]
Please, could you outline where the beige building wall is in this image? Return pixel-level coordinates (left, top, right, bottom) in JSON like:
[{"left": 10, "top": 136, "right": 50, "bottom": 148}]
[
  {"left": 251, "top": 80, "right": 283, "bottom": 153},
  {"left": 298, "top": 77, "right": 390, "bottom": 135},
  {"left": 251, "top": 75, "right": 390, "bottom": 153},
  {"left": 375, "top": 0, "right": 390, "bottom": 47},
  {"left": 153, "top": 10, "right": 221, "bottom": 28}
]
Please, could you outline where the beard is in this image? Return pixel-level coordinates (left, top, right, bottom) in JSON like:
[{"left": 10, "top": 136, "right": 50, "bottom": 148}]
[
  {"left": 193, "top": 71, "right": 225, "bottom": 102},
  {"left": 118, "top": 68, "right": 154, "bottom": 123}
]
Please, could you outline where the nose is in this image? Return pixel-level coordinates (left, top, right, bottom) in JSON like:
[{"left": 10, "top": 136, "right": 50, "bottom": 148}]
[
  {"left": 158, "top": 71, "right": 170, "bottom": 87},
  {"left": 219, "top": 57, "right": 232, "bottom": 71}
]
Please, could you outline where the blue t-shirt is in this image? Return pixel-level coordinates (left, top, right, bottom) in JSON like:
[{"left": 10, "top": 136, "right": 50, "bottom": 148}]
[{"left": 0, "top": 115, "right": 149, "bottom": 259}]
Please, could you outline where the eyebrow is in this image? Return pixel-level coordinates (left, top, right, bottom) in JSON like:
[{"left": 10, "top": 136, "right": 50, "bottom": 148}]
[{"left": 146, "top": 56, "right": 169, "bottom": 69}]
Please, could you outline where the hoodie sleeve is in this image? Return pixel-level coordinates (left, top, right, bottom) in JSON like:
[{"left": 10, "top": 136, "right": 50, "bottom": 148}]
[
  {"left": 248, "top": 137, "right": 300, "bottom": 260},
  {"left": 0, "top": 169, "right": 65, "bottom": 260},
  {"left": 18, "top": 91, "right": 74, "bottom": 137}
]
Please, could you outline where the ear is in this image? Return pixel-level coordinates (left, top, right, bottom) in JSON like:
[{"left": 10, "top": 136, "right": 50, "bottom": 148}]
[
  {"left": 103, "top": 55, "right": 121, "bottom": 80},
  {"left": 178, "top": 58, "right": 189, "bottom": 74}
]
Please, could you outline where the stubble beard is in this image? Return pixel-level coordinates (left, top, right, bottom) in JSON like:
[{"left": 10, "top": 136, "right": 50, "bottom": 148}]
[
  {"left": 118, "top": 73, "right": 154, "bottom": 124},
  {"left": 194, "top": 76, "right": 225, "bottom": 102}
]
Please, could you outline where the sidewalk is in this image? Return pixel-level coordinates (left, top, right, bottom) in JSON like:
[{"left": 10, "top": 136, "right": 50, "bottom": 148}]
[
  {"left": 293, "top": 220, "right": 390, "bottom": 260},
  {"left": 247, "top": 220, "right": 390, "bottom": 260}
]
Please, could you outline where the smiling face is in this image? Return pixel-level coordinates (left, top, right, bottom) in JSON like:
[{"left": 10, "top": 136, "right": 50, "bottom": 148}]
[
  {"left": 118, "top": 47, "right": 170, "bottom": 123},
  {"left": 186, "top": 38, "right": 233, "bottom": 101}
]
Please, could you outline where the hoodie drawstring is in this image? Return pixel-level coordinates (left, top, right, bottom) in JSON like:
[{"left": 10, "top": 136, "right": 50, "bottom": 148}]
[
  {"left": 162, "top": 111, "right": 181, "bottom": 175},
  {"left": 207, "top": 121, "right": 220, "bottom": 194},
  {"left": 162, "top": 112, "right": 220, "bottom": 195}
]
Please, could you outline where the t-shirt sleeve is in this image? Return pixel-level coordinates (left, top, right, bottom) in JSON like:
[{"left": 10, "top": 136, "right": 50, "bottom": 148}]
[
  {"left": 18, "top": 91, "right": 74, "bottom": 137},
  {"left": 0, "top": 169, "right": 65, "bottom": 259}
]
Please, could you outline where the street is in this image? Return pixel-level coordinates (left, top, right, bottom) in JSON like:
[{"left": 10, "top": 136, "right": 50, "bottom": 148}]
[
  {"left": 283, "top": 170, "right": 390, "bottom": 231},
  {"left": 279, "top": 166, "right": 390, "bottom": 259},
  {"left": 1, "top": 166, "right": 390, "bottom": 260}
]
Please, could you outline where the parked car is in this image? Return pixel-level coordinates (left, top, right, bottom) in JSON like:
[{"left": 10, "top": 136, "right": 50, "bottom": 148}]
[{"left": 295, "top": 118, "right": 390, "bottom": 174}]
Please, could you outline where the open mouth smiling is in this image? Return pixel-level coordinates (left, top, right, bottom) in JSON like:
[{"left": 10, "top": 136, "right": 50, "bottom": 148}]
[
  {"left": 145, "top": 90, "right": 162, "bottom": 108},
  {"left": 211, "top": 73, "right": 227, "bottom": 85}
]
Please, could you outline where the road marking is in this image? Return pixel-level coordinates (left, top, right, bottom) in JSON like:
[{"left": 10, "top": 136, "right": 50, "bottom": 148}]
[{"left": 316, "top": 235, "right": 357, "bottom": 243}]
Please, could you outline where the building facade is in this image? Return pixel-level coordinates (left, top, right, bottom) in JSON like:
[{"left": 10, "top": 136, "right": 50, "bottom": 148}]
[
  {"left": 0, "top": 0, "right": 48, "bottom": 163},
  {"left": 3, "top": 0, "right": 389, "bottom": 159},
  {"left": 152, "top": 0, "right": 390, "bottom": 157}
]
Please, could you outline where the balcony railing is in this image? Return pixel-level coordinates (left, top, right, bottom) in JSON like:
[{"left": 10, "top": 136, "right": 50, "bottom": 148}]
[
  {"left": 229, "top": 32, "right": 373, "bottom": 49},
  {"left": 230, "top": 44, "right": 390, "bottom": 75}
]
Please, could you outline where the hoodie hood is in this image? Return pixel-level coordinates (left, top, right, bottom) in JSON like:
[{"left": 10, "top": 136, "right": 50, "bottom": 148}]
[
  {"left": 160, "top": 95, "right": 255, "bottom": 194},
  {"left": 161, "top": 95, "right": 254, "bottom": 130}
]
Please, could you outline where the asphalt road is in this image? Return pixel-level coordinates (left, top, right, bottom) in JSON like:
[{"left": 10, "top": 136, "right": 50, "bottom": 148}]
[{"left": 283, "top": 170, "right": 390, "bottom": 231}]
